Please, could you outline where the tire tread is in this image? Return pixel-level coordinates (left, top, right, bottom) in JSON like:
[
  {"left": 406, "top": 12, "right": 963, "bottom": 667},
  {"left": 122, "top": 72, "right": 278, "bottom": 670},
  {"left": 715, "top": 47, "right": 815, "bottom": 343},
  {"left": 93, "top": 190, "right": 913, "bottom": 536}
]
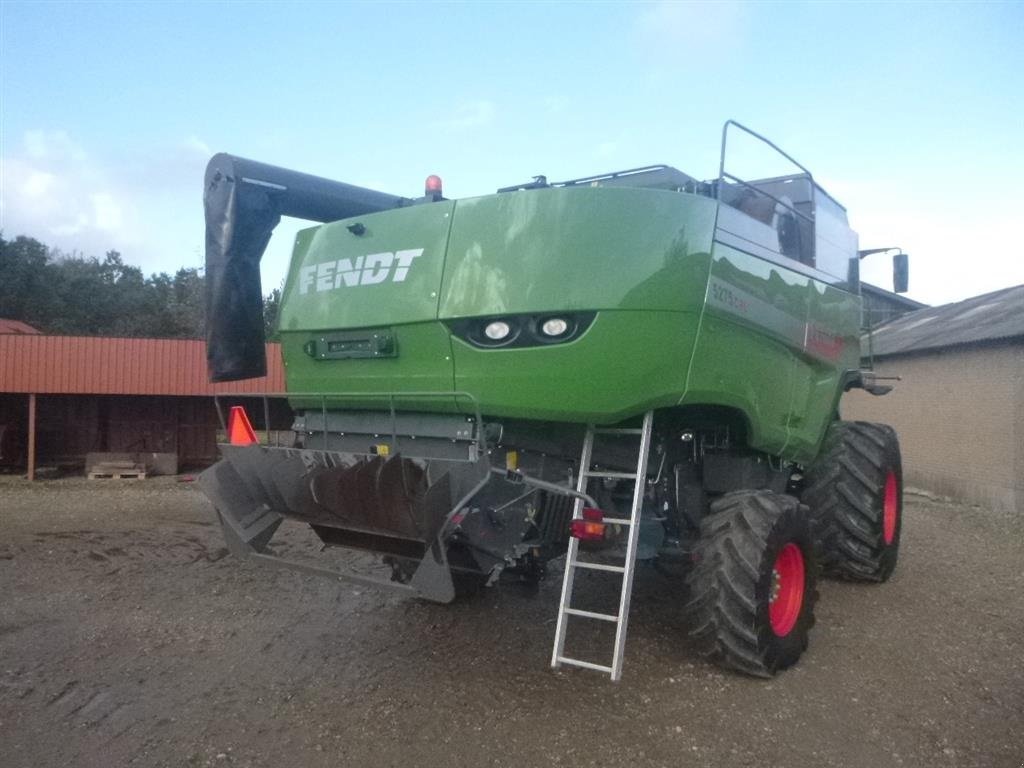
[
  {"left": 683, "top": 490, "right": 818, "bottom": 677},
  {"left": 803, "top": 420, "right": 902, "bottom": 582}
]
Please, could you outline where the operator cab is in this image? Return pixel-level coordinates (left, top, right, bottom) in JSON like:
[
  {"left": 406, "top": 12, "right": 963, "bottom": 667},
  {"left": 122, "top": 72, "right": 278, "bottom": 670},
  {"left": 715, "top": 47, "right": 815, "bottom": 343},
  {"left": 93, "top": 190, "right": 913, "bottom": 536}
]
[{"left": 715, "top": 171, "right": 857, "bottom": 282}]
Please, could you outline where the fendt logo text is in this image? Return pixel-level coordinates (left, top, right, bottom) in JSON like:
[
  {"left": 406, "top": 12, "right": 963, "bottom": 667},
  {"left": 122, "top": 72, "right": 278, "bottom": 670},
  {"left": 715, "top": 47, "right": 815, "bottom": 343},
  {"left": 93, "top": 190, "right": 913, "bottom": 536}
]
[{"left": 299, "top": 248, "right": 425, "bottom": 294}]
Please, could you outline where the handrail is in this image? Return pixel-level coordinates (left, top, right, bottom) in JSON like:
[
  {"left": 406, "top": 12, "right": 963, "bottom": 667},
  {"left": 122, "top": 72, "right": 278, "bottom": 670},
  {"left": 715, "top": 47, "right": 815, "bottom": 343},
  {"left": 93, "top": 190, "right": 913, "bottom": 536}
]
[
  {"left": 719, "top": 120, "right": 815, "bottom": 181},
  {"left": 718, "top": 119, "right": 817, "bottom": 226}
]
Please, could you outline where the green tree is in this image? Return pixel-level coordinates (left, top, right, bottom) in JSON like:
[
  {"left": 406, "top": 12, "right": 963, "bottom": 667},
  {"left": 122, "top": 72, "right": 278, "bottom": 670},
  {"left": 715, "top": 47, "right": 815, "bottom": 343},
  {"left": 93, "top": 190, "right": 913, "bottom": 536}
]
[
  {"left": 172, "top": 268, "right": 205, "bottom": 338},
  {"left": 0, "top": 234, "right": 59, "bottom": 326},
  {"left": 0, "top": 233, "right": 285, "bottom": 342},
  {"left": 1, "top": 234, "right": 208, "bottom": 338},
  {"left": 263, "top": 288, "right": 282, "bottom": 341}
]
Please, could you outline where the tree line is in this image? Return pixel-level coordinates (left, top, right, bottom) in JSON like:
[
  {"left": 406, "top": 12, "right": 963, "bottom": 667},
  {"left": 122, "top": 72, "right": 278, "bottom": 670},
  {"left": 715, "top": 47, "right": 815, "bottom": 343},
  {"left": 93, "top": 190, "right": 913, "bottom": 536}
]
[{"left": 0, "top": 234, "right": 280, "bottom": 340}]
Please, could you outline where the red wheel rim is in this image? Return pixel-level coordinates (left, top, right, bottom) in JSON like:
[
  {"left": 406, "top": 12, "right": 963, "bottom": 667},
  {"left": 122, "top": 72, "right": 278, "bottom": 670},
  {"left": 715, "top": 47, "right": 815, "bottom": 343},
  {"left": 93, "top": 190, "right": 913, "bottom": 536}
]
[
  {"left": 769, "top": 543, "right": 805, "bottom": 637},
  {"left": 883, "top": 471, "right": 898, "bottom": 545}
]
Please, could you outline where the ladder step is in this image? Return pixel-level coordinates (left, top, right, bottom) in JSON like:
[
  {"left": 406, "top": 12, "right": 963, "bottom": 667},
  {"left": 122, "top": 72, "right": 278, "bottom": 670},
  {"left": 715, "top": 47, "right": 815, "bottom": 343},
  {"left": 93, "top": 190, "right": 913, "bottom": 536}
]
[
  {"left": 564, "top": 608, "right": 619, "bottom": 622},
  {"left": 571, "top": 561, "right": 626, "bottom": 573},
  {"left": 556, "top": 656, "right": 614, "bottom": 674},
  {"left": 551, "top": 409, "right": 654, "bottom": 680}
]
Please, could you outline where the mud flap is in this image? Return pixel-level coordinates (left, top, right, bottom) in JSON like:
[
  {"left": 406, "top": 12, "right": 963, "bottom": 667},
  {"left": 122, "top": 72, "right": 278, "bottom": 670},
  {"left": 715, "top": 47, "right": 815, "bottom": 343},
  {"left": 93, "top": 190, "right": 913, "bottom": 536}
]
[
  {"left": 199, "top": 459, "right": 283, "bottom": 557},
  {"left": 409, "top": 539, "right": 455, "bottom": 604}
]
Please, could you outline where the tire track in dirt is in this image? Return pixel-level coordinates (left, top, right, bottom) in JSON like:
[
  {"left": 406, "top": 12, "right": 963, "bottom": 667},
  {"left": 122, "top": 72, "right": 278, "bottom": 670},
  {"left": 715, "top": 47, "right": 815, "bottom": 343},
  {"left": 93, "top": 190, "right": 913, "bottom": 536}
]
[{"left": 1, "top": 478, "right": 1022, "bottom": 768}]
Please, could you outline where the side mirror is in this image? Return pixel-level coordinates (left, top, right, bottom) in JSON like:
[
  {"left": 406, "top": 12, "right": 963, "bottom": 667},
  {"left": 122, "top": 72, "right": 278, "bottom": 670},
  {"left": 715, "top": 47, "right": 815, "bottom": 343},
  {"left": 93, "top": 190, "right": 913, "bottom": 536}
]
[{"left": 893, "top": 252, "right": 909, "bottom": 293}]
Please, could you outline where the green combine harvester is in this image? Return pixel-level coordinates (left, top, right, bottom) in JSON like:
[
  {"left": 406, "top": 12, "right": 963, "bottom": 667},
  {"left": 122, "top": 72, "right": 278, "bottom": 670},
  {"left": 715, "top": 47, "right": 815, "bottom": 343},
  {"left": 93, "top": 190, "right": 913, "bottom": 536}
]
[{"left": 200, "top": 121, "right": 907, "bottom": 680}]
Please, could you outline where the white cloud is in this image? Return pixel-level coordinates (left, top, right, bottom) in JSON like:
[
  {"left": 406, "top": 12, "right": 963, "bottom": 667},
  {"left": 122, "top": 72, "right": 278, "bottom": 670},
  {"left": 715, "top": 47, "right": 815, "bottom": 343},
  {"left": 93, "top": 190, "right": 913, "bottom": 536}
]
[
  {"left": 183, "top": 135, "right": 212, "bottom": 157},
  {"left": 91, "top": 192, "right": 123, "bottom": 231},
  {"left": 22, "top": 170, "right": 56, "bottom": 199},
  {"left": 52, "top": 212, "right": 90, "bottom": 238},
  {"left": 22, "top": 129, "right": 86, "bottom": 162},
  {"left": 634, "top": 1, "right": 744, "bottom": 59},
  {"left": 0, "top": 131, "right": 222, "bottom": 274},
  {"left": 432, "top": 100, "right": 496, "bottom": 131},
  {"left": 1, "top": 130, "right": 139, "bottom": 255}
]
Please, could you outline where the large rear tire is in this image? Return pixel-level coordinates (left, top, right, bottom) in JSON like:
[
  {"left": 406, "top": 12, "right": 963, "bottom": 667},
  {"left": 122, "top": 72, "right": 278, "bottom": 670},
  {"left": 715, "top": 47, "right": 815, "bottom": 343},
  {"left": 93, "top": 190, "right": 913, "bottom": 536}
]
[
  {"left": 684, "top": 490, "right": 818, "bottom": 677},
  {"left": 803, "top": 421, "right": 903, "bottom": 582}
]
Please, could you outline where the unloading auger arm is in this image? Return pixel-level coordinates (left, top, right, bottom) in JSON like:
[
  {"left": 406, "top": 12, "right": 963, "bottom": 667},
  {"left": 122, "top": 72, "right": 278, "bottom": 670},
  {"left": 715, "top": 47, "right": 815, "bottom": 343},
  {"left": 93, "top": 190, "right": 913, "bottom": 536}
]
[{"left": 203, "top": 153, "right": 412, "bottom": 383}]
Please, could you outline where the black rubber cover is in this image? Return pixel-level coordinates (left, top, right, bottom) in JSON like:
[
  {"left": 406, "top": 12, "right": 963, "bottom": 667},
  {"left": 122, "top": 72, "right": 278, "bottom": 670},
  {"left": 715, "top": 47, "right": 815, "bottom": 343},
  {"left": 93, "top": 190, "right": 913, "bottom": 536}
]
[{"left": 203, "top": 153, "right": 410, "bottom": 382}]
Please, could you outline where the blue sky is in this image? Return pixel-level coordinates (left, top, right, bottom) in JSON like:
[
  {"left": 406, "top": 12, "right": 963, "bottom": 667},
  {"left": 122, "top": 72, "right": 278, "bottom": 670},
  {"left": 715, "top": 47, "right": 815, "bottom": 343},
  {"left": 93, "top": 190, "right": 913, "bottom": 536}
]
[{"left": 2, "top": 1, "right": 1022, "bottom": 306}]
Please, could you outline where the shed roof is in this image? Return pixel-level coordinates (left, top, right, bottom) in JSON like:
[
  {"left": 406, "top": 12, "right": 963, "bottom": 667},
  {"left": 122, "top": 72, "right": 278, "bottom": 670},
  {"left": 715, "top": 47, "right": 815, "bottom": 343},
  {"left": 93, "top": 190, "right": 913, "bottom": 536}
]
[
  {"left": 0, "top": 319, "right": 42, "bottom": 335},
  {"left": 0, "top": 335, "right": 285, "bottom": 395},
  {"left": 867, "top": 284, "right": 1024, "bottom": 357},
  {"left": 860, "top": 283, "right": 928, "bottom": 311}
]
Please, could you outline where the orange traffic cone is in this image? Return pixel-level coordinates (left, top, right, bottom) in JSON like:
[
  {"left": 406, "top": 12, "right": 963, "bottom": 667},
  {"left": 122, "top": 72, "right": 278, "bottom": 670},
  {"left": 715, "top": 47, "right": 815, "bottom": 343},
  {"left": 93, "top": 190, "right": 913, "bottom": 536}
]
[{"left": 227, "top": 406, "right": 258, "bottom": 446}]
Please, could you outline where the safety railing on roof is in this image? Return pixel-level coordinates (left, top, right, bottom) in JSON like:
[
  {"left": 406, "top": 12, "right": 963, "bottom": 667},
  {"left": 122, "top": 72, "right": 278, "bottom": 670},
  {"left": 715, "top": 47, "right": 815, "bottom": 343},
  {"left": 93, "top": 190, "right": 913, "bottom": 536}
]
[
  {"left": 718, "top": 120, "right": 817, "bottom": 225},
  {"left": 717, "top": 120, "right": 818, "bottom": 266}
]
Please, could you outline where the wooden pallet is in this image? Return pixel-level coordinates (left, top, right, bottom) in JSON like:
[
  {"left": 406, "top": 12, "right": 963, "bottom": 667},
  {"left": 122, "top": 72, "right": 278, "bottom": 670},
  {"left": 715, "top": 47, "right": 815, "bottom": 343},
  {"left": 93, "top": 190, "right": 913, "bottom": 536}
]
[{"left": 88, "top": 467, "right": 147, "bottom": 480}]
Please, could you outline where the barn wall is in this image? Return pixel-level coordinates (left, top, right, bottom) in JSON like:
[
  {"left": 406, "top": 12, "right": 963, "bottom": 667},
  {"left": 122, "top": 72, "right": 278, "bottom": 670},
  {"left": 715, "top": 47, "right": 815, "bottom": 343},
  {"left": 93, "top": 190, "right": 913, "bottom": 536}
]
[
  {"left": 842, "top": 342, "right": 1024, "bottom": 513},
  {"left": 0, "top": 394, "right": 292, "bottom": 471},
  {"left": 37, "top": 396, "right": 102, "bottom": 460},
  {"left": 0, "top": 394, "right": 27, "bottom": 465}
]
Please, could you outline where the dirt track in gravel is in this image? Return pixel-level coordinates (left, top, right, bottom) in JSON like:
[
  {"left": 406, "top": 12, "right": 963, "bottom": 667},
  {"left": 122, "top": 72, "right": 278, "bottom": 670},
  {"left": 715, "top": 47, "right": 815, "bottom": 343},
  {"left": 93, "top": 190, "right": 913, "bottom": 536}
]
[{"left": 1, "top": 476, "right": 1022, "bottom": 768}]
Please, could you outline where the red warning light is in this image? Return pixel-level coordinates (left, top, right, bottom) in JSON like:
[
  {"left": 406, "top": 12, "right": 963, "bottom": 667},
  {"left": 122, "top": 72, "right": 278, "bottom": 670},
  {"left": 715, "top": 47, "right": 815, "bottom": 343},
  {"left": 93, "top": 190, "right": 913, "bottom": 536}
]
[{"left": 425, "top": 174, "right": 443, "bottom": 195}]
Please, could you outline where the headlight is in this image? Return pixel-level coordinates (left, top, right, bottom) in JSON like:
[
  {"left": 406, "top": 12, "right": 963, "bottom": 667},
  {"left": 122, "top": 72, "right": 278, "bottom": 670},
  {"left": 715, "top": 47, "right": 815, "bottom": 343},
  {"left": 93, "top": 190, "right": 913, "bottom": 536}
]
[
  {"left": 540, "top": 318, "right": 569, "bottom": 337},
  {"left": 484, "top": 320, "right": 512, "bottom": 340},
  {"left": 445, "top": 312, "right": 595, "bottom": 349}
]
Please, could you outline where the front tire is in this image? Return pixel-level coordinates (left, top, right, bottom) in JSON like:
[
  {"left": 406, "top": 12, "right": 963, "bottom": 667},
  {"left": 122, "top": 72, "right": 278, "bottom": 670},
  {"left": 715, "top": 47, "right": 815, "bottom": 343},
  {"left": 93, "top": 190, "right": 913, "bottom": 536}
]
[
  {"left": 803, "top": 421, "right": 903, "bottom": 582},
  {"left": 684, "top": 490, "right": 819, "bottom": 677}
]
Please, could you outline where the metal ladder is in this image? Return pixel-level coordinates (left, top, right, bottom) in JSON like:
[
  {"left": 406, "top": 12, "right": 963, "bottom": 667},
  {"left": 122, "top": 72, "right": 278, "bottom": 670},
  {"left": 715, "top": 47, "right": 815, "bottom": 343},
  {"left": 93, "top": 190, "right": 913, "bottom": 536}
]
[{"left": 551, "top": 410, "right": 654, "bottom": 681}]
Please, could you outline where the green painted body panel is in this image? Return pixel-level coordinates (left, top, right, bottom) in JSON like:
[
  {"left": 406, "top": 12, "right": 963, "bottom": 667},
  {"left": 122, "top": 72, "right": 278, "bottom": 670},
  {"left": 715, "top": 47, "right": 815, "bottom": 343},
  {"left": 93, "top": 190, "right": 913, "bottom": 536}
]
[
  {"left": 451, "top": 310, "right": 699, "bottom": 422},
  {"left": 682, "top": 245, "right": 861, "bottom": 459},
  {"left": 280, "top": 322, "right": 455, "bottom": 409},
  {"left": 279, "top": 200, "right": 455, "bottom": 331},
  {"left": 440, "top": 188, "right": 714, "bottom": 316},
  {"left": 278, "top": 200, "right": 457, "bottom": 407},
  {"left": 276, "top": 185, "right": 861, "bottom": 464}
]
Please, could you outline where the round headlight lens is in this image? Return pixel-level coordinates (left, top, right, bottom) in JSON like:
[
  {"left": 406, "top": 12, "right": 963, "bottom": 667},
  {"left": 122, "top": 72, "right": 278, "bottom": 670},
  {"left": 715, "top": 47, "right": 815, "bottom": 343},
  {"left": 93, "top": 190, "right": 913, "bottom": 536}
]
[
  {"left": 541, "top": 318, "right": 569, "bottom": 337},
  {"left": 484, "top": 321, "right": 512, "bottom": 340}
]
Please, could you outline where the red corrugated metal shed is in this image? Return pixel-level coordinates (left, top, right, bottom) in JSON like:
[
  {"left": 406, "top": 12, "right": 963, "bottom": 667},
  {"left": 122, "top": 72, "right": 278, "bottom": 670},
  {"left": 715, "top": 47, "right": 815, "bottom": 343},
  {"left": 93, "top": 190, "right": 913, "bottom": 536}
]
[
  {"left": 0, "top": 319, "right": 42, "bottom": 335},
  {"left": 0, "top": 336, "right": 285, "bottom": 395}
]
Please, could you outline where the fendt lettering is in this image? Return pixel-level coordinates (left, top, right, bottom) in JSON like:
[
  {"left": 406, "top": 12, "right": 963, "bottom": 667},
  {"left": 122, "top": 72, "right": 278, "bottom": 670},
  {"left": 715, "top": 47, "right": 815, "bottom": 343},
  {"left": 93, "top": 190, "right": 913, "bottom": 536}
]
[
  {"left": 299, "top": 248, "right": 425, "bottom": 294},
  {"left": 202, "top": 121, "right": 908, "bottom": 682}
]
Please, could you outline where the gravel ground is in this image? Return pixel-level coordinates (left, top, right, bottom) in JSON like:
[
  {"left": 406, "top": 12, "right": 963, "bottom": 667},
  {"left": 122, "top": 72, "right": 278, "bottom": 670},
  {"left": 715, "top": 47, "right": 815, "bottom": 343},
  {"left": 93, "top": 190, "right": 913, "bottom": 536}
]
[{"left": 0, "top": 476, "right": 1022, "bottom": 768}]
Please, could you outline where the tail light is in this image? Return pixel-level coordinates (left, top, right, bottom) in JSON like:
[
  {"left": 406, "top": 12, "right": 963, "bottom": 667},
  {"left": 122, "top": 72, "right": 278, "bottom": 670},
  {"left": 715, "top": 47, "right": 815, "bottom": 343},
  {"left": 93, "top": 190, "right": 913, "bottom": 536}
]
[{"left": 570, "top": 507, "right": 606, "bottom": 541}]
